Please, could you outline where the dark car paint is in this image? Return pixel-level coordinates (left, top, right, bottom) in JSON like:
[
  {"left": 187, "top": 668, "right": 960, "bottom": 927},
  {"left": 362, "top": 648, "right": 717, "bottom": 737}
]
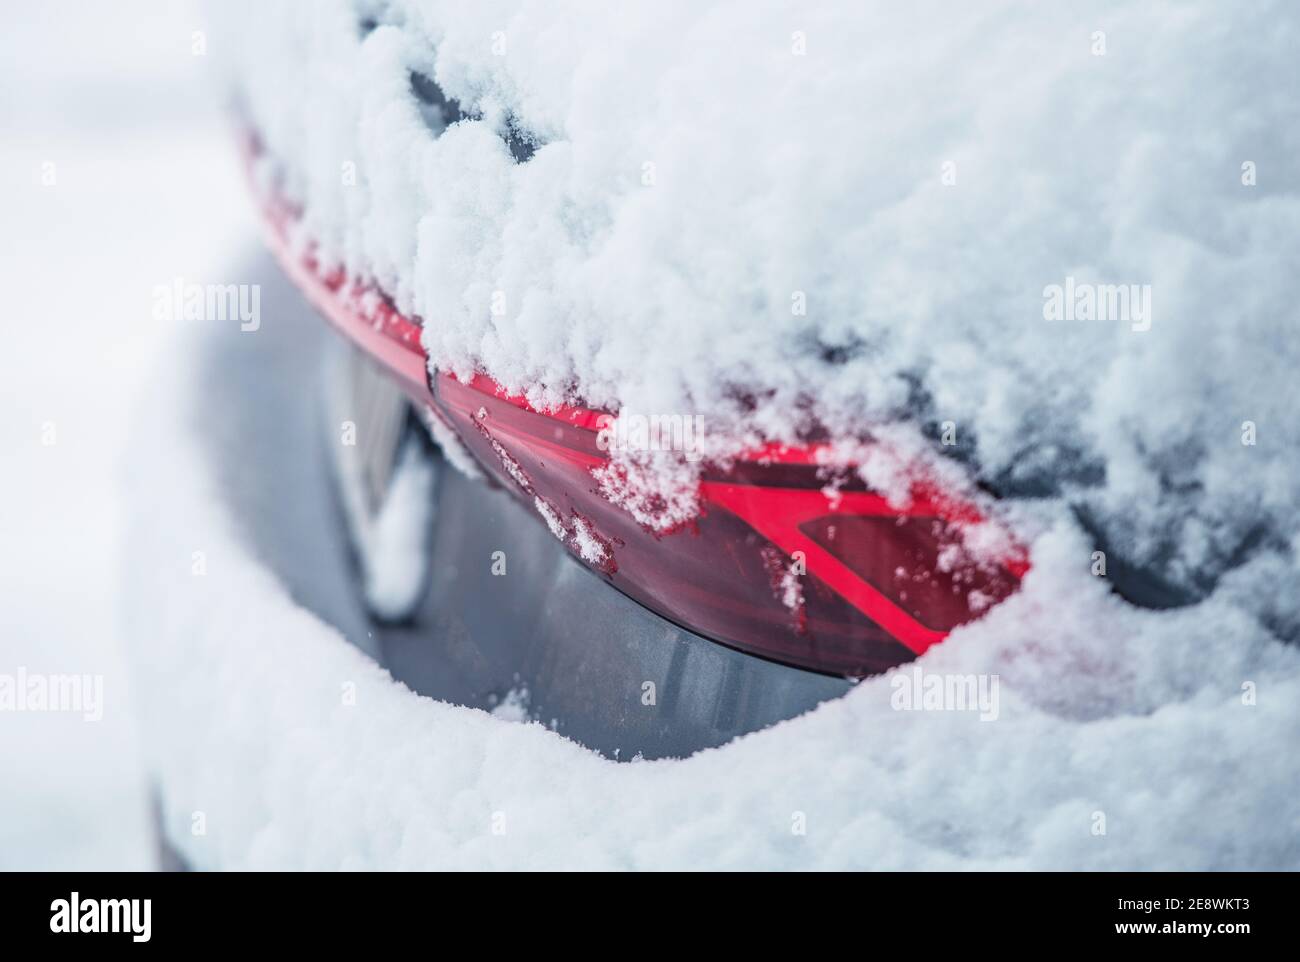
[{"left": 197, "top": 254, "right": 852, "bottom": 761}]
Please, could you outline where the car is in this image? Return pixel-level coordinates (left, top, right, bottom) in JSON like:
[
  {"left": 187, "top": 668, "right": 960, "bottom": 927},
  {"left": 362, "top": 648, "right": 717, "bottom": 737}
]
[
  {"left": 124, "top": 0, "right": 1297, "bottom": 876},
  {"left": 238, "top": 114, "right": 1029, "bottom": 760}
]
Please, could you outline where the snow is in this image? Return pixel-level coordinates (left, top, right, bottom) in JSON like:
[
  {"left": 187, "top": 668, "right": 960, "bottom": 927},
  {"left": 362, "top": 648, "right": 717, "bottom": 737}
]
[
  {"left": 322, "top": 345, "right": 440, "bottom": 621},
  {"left": 360, "top": 439, "right": 439, "bottom": 619},
  {"left": 533, "top": 494, "right": 614, "bottom": 570},
  {"left": 216, "top": 0, "right": 1300, "bottom": 608},
  {"left": 591, "top": 453, "right": 700, "bottom": 535},
  {"left": 569, "top": 516, "right": 610, "bottom": 568},
  {"left": 489, "top": 686, "right": 532, "bottom": 724},
  {"left": 126, "top": 0, "right": 1295, "bottom": 869},
  {"left": 3, "top": 0, "right": 1297, "bottom": 870},
  {"left": 533, "top": 495, "right": 567, "bottom": 541},
  {"left": 418, "top": 405, "right": 483, "bottom": 479},
  {"left": 0, "top": 0, "right": 246, "bottom": 868},
  {"left": 124, "top": 397, "right": 1300, "bottom": 865}
]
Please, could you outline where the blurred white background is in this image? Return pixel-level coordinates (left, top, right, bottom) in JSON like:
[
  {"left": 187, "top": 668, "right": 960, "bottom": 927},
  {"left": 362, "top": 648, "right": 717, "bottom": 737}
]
[{"left": 0, "top": 0, "right": 251, "bottom": 868}]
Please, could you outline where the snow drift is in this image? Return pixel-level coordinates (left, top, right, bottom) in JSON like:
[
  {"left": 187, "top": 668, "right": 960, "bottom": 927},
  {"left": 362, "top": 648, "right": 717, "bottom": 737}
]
[
  {"left": 126, "top": 325, "right": 1300, "bottom": 868},
  {"left": 113, "top": 0, "right": 1300, "bottom": 869}
]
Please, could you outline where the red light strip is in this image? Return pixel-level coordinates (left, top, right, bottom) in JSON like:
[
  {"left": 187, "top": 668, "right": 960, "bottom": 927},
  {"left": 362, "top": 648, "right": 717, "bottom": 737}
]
[{"left": 700, "top": 483, "right": 949, "bottom": 653}]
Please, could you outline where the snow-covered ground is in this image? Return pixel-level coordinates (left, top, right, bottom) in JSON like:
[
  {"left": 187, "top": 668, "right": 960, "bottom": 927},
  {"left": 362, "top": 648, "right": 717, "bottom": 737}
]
[{"left": 3, "top": 2, "right": 1298, "bottom": 870}]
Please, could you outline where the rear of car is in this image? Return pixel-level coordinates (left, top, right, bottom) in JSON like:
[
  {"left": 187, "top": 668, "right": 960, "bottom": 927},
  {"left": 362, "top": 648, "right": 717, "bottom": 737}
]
[{"left": 248, "top": 125, "right": 1025, "bottom": 757}]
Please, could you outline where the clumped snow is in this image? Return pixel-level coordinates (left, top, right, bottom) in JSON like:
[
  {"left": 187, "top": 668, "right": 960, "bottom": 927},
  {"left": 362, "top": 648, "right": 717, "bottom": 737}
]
[
  {"left": 489, "top": 686, "right": 532, "bottom": 724},
  {"left": 569, "top": 515, "right": 611, "bottom": 569},
  {"left": 107, "top": 0, "right": 1300, "bottom": 869},
  {"left": 533, "top": 495, "right": 566, "bottom": 541},
  {"left": 591, "top": 453, "right": 700, "bottom": 536},
  {"left": 214, "top": 0, "right": 1300, "bottom": 609},
  {"left": 533, "top": 496, "right": 616, "bottom": 572}
]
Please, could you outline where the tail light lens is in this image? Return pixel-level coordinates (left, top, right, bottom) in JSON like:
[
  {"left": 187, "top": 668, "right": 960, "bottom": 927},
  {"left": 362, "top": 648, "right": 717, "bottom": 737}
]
[
  {"left": 251, "top": 136, "right": 1027, "bottom": 677},
  {"left": 430, "top": 375, "right": 1025, "bottom": 675}
]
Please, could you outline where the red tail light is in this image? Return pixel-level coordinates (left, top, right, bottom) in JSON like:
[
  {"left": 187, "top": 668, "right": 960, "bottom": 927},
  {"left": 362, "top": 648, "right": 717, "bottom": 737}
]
[{"left": 251, "top": 137, "right": 1027, "bottom": 677}]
